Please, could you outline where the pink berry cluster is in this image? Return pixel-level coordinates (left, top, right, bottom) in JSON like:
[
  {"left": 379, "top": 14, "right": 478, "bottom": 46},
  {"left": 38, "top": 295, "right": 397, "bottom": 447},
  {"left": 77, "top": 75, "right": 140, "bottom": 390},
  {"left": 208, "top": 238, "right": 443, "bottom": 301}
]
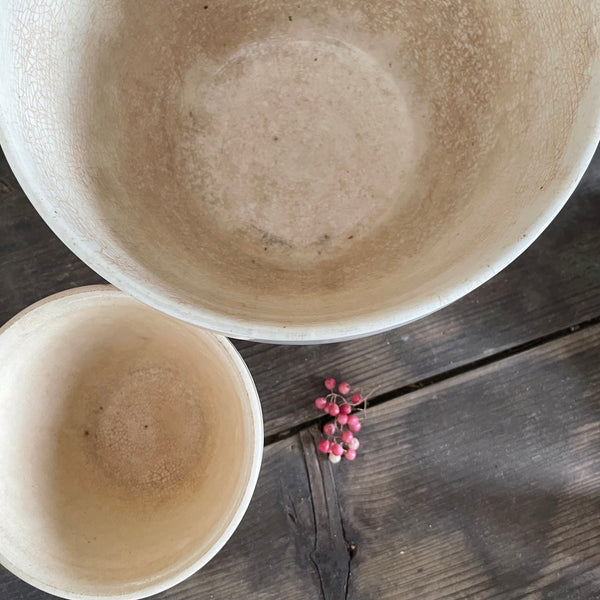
[{"left": 315, "top": 378, "right": 364, "bottom": 464}]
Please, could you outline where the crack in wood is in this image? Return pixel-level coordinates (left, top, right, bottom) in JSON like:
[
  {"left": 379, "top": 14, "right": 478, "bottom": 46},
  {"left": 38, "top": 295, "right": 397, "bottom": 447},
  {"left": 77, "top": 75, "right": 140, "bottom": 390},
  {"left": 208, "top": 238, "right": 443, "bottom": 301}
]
[
  {"left": 300, "top": 428, "right": 354, "bottom": 600},
  {"left": 263, "top": 313, "right": 600, "bottom": 448}
]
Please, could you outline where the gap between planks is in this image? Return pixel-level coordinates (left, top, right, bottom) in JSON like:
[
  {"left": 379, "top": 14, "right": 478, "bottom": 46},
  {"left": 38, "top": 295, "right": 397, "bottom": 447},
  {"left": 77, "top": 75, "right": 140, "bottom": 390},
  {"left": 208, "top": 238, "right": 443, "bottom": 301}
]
[{"left": 264, "top": 313, "right": 600, "bottom": 447}]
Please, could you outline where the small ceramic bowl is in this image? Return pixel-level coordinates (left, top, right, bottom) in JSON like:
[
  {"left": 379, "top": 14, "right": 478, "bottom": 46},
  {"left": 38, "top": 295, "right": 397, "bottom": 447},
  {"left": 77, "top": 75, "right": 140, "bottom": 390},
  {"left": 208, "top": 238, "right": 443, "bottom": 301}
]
[
  {"left": 0, "top": 286, "right": 263, "bottom": 600},
  {"left": 1, "top": 2, "right": 599, "bottom": 342}
]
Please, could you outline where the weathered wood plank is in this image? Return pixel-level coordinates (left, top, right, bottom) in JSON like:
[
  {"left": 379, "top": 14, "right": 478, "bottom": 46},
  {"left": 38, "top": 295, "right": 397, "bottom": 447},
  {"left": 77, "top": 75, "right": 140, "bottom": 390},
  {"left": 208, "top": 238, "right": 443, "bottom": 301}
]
[
  {"left": 335, "top": 323, "right": 600, "bottom": 600},
  {"left": 300, "top": 427, "right": 352, "bottom": 600}
]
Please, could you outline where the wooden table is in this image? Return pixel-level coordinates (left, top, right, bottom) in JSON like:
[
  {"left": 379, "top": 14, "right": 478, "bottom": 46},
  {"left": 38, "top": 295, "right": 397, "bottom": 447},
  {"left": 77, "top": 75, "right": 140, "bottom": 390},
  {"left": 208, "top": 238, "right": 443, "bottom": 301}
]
[{"left": 1, "top": 145, "right": 600, "bottom": 600}]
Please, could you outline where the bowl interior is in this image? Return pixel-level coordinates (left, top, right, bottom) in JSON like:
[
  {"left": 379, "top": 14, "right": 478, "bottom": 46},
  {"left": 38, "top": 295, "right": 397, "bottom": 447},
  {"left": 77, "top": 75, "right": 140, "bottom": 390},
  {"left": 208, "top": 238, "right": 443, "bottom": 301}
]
[
  {"left": 1, "top": 1, "right": 599, "bottom": 341},
  {"left": 0, "top": 288, "right": 261, "bottom": 599}
]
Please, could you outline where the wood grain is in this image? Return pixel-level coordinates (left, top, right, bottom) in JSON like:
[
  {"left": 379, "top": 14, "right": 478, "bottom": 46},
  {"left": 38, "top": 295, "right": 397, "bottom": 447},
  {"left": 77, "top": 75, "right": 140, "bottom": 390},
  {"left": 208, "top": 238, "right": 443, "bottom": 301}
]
[
  {"left": 335, "top": 323, "right": 600, "bottom": 600},
  {"left": 300, "top": 427, "right": 353, "bottom": 600}
]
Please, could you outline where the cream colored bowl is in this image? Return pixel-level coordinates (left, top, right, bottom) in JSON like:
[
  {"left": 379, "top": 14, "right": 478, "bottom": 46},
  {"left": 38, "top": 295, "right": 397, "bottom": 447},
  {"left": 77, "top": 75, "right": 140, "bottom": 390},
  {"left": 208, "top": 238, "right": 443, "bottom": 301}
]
[
  {"left": 0, "top": 287, "right": 263, "bottom": 599},
  {"left": 1, "top": 1, "right": 599, "bottom": 342}
]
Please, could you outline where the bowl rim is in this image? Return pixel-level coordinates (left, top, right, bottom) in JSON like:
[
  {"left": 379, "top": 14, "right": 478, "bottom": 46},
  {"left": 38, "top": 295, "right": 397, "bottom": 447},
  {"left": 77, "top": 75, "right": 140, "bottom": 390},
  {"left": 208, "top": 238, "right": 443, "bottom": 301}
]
[{"left": 0, "top": 285, "right": 264, "bottom": 600}]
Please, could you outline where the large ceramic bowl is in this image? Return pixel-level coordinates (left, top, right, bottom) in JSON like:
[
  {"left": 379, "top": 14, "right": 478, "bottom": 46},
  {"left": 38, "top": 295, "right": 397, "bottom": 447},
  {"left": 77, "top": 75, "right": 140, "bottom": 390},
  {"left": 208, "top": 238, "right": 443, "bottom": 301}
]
[{"left": 1, "top": 1, "right": 598, "bottom": 343}]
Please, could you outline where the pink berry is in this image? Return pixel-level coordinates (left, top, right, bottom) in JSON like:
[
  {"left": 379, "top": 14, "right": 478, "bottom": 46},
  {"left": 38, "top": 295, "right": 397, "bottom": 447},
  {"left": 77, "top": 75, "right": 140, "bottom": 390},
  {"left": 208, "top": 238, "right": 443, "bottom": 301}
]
[
  {"left": 318, "top": 440, "right": 331, "bottom": 454},
  {"left": 329, "top": 453, "right": 341, "bottom": 464},
  {"left": 328, "top": 403, "right": 340, "bottom": 417},
  {"left": 323, "top": 423, "right": 336, "bottom": 437},
  {"left": 341, "top": 430, "right": 353, "bottom": 443},
  {"left": 340, "top": 403, "right": 352, "bottom": 415},
  {"left": 324, "top": 378, "right": 336, "bottom": 391},
  {"left": 315, "top": 397, "right": 327, "bottom": 410},
  {"left": 331, "top": 443, "right": 344, "bottom": 456},
  {"left": 338, "top": 382, "right": 351, "bottom": 395},
  {"left": 351, "top": 393, "right": 363, "bottom": 405},
  {"left": 347, "top": 415, "right": 362, "bottom": 432},
  {"left": 347, "top": 414, "right": 360, "bottom": 427},
  {"left": 345, "top": 449, "right": 357, "bottom": 461},
  {"left": 337, "top": 413, "right": 348, "bottom": 425},
  {"left": 348, "top": 437, "right": 360, "bottom": 450}
]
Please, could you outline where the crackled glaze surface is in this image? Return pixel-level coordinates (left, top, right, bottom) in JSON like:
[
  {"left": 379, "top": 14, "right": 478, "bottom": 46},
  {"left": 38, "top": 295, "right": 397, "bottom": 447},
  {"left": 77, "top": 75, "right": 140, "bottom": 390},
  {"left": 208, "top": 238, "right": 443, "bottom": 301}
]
[
  {"left": 0, "top": 287, "right": 262, "bottom": 599},
  {"left": 0, "top": 1, "right": 599, "bottom": 341}
]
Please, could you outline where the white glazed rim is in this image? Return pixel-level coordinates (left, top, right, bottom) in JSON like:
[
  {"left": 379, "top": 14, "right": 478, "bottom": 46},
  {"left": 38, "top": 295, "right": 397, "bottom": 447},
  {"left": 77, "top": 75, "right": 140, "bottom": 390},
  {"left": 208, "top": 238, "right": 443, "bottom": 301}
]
[{"left": 0, "top": 286, "right": 264, "bottom": 600}]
